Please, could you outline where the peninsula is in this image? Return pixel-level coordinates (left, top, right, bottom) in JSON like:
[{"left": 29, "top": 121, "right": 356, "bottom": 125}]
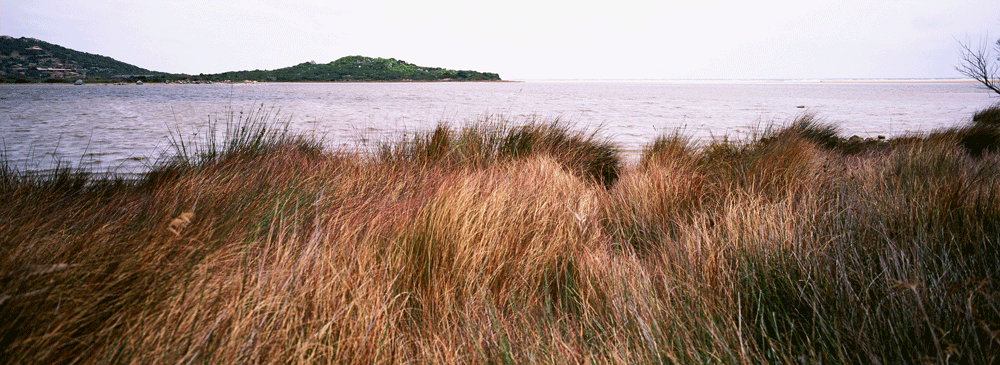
[
  {"left": 195, "top": 56, "right": 501, "bottom": 82},
  {"left": 0, "top": 36, "right": 501, "bottom": 83}
]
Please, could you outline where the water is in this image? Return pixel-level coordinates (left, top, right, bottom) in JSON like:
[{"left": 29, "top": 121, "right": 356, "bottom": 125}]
[{"left": 0, "top": 81, "right": 995, "bottom": 173}]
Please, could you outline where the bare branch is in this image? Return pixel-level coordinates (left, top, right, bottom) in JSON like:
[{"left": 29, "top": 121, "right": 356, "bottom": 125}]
[{"left": 956, "top": 36, "right": 1000, "bottom": 96}]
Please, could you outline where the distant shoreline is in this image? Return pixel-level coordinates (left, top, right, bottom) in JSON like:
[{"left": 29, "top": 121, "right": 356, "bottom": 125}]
[
  {"left": 510, "top": 78, "right": 982, "bottom": 84},
  {"left": 1, "top": 79, "right": 520, "bottom": 85},
  {"left": 813, "top": 78, "right": 980, "bottom": 84},
  {"left": 2, "top": 79, "right": 979, "bottom": 85}
]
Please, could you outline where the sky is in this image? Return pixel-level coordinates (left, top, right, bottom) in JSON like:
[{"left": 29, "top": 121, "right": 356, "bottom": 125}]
[{"left": 3, "top": 0, "right": 999, "bottom": 80}]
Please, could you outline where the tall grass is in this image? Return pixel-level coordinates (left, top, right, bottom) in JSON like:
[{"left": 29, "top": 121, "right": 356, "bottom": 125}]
[
  {"left": 1, "top": 111, "right": 999, "bottom": 364},
  {"left": 376, "top": 116, "right": 622, "bottom": 187}
]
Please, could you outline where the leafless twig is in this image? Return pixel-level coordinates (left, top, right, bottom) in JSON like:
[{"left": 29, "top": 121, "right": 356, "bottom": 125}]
[{"left": 956, "top": 36, "right": 1000, "bottom": 96}]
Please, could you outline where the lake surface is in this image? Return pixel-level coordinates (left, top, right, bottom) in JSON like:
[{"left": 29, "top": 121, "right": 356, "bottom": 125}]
[{"left": 0, "top": 81, "right": 995, "bottom": 174}]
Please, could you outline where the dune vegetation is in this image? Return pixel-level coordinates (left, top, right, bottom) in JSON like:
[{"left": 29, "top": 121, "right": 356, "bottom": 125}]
[{"left": 2, "top": 106, "right": 1000, "bottom": 364}]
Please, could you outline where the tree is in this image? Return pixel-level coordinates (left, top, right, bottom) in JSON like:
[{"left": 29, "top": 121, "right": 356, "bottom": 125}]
[{"left": 957, "top": 36, "right": 1000, "bottom": 96}]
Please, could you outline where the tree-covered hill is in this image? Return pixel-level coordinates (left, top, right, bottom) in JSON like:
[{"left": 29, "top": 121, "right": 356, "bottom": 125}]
[
  {"left": 0, "top": 36, "right": 165, "bottom": 80},
  {"left": 200, "top": 56, "right": 501, "bottom": 82},
  {"left": 0, "top": 36, "right": 500, "bottom": 82}
]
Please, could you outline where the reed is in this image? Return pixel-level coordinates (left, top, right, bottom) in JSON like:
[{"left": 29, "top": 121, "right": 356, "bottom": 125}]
[{"left": 1, "top": 112, "right": 998, "bottom": 364}]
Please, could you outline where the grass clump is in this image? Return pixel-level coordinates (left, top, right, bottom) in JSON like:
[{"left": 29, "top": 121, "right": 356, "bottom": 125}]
[
  {"left": 973, "top": 103, "right": 1000, "bottom": 125},
  {"left": 377, "top": 117, "right": 622, "bottom": 187},
  {"left": 958, "top": 123, "right": 1000, "bottom": 157},
  {"left": 161, "top": 103, "right": 323, "bottom": 170},
  {"left": 2, "top": 110, "right": 1000, "bottom": 364}
]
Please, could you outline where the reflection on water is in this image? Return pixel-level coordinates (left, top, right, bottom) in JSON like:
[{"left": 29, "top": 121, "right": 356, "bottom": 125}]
[{"left": 0, "top": 81, "right": 993, "bottom": 173}]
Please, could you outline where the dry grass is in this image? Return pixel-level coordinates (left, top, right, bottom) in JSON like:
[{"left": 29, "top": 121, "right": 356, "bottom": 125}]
[{"left": 1, "top": 112, "right": 999, "bottom": 364}]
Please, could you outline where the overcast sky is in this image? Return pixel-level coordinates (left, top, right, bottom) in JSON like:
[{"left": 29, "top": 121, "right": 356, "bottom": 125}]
[{"left": 4, "top": 0, "right": 999, "bottom": 80}]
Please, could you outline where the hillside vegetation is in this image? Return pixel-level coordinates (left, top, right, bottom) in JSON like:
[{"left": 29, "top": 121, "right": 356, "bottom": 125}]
[
  {"left": 199, "top": 56, "right": 501, "bottom": 82},
  {"left": 0, "top": 36, "right": 500, "bottom": 82},
  {"left": 0, "top": 36, "right": 162, "bottom": 80},
  {"left": 2, "top": 108, "right": 999, "bottom": 364}
]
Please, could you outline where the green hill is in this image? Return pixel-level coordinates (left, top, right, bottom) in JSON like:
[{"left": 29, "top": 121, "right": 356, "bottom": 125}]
[
  {"left": 199, "top": 56, "right": 501, "bottom": 82},
  {"left": 0, "top": 36, "right": 165, "bottom": 80},
  {"left": 0, "top": 36, "right": 500, "bottom": 82}
]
